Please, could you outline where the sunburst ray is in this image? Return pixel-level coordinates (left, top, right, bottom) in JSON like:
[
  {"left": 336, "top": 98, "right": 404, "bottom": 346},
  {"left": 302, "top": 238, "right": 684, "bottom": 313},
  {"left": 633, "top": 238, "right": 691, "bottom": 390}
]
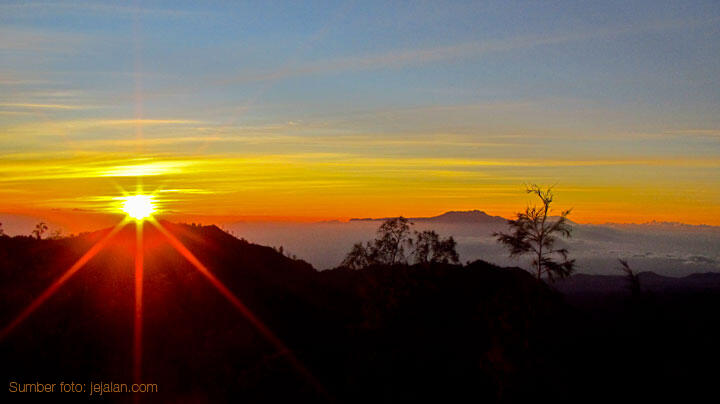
[
  {"left": 148, "top": 218, "right": 329, "bottom": 398},
  {"left": 0, "top": 220, "right": 128, "bottom": 341}
]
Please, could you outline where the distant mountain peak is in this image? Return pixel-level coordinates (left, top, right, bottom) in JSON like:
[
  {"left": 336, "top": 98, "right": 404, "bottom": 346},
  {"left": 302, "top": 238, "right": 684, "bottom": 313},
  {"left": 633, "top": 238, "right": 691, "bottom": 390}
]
[
  {"left": 423, "top": 210, "right": 506, "bottom": 223},
  {"left": 349, "top": 210, "right": 507, "bottom": 224},
  {"left": 437, "top": 209, "right": 489, "bottom": 217}
]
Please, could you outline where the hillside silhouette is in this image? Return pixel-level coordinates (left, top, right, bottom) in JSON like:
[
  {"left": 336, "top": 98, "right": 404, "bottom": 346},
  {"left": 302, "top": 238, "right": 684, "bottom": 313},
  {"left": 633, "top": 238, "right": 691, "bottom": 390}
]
[{"left": 1, "top": 222, "right": 719, "bottom": 403}]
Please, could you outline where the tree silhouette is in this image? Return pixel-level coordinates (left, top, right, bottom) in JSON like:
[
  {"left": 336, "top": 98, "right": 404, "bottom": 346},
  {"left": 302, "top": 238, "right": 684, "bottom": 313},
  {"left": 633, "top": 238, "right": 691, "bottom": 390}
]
[
  {"left": 413, "top": 230, "right": 459, "bottom": 264},
  {"left": 617, "top": 258, "right": 641, "bottom": 298},
  {"left": 0, "top": 222, "right": 4, "bottom": 237},
  {"left": 342, "top": 217, "right": 413, "bottom": 268},
  {"left": 373, "top": 217, "right": 413, "bottom": 265},
  {"left": 341, "top": 242, "right": 373, "bottom": 269},
  {"left": 494, "top": 185, "right": 575, "bottom": 281},
  {"left": 342, "top": 217, "right": 460, "bottom": 268},
  {"left": 32, "top": 222, "right": 48, "bottom": 240}
]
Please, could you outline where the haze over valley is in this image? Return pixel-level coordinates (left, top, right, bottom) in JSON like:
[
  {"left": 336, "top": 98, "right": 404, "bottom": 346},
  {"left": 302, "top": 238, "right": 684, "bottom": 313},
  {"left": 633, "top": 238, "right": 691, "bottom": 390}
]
[{"left": 222, "top": 211, "right": 720, "bottom": 275}]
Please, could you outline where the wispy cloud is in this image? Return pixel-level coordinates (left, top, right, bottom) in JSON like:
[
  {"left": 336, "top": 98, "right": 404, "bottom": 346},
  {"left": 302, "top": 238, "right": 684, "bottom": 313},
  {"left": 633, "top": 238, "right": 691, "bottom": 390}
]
[
  {"left": 0, "top": 1, "right": 209, "bottom": 18},
  {"left": 666, "top": 129, "right": 720, "bottom": 137},
  {"left": 0, "top": 119, "right": 203, "bottom": 137},
  {"left": 0, "top": 102, "right": 88, "bottom": 110},
  {"left": 97, "top": 161, "right": 193, "bottom": 177},
  {"left": 223, "top": 16, "right": 720, "bottom": 83},
  {"left": 0, "top": 155, "right": 199, "bottom": 182},
  {"left": 83, "top": 119, "right": 202, "bottom": 127},
  {"left": 0, "top": 26, "right": 89, "bottom": 53},
  {"left": 3, "top": 152, "right": 715, "bottom": 184},
  {"left": 0, "top": 111, "right": 33, "bottom": 116},
  {"left": 311, "top": 156, "right": 720, "bottom": 169},
  {"left": 0, "top": 78, "right": 50, "bottom": 85},
  {"left": 65, "top": 131, "right": 528, "bottom": 149}
]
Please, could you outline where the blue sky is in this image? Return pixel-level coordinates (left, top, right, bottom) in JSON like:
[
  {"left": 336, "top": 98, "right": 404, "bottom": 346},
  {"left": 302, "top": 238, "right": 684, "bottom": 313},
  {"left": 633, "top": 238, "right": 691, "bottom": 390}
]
[{"left": 1, "top": 1, "right": 719, "bottom": 224}]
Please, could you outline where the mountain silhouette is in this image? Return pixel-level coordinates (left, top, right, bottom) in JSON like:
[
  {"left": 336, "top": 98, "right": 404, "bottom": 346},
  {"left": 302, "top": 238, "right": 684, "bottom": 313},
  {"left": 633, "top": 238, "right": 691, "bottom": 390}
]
[
  {"left": 1, "top": 222, "right": 719, "bottom": 403},
  {"left": 349, "top": 210, "right": 507, "bottom": 225}
]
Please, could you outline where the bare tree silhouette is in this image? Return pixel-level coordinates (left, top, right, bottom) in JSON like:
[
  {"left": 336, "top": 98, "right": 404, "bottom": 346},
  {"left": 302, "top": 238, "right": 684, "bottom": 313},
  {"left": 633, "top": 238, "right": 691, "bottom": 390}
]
[{"left": 494, "top": 185, "right": 575, "bottom": 281}]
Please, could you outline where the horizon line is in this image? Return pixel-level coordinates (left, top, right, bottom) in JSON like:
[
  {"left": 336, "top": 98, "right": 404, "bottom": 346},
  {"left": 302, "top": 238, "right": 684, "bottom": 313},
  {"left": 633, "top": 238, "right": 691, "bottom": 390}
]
[{"left": 1, "top": 209, "right": 718, "bottom": 236}]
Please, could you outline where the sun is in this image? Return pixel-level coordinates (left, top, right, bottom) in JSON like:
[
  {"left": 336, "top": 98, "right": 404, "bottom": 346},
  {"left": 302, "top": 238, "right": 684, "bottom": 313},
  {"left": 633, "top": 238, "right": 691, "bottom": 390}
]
[{"left": 121, "top": 195, "right": 156, "bottom": 220}]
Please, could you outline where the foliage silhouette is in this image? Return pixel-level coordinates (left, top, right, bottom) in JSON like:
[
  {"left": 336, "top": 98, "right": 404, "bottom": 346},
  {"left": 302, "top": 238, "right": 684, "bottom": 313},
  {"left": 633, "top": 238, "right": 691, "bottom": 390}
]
[
  {"left": 342, "top": 242, "right": 373, "bottom": 269},
  {"left": 413, "top": 230, "right": 459, "bottom": 264},
  {"left": 374, "top": 216, "right": 414, "bottom": 264},
  {"left": 342, "top": 217, "right": 459, "bottom": 268},
  {"left": 494, "top": 185, "right": 575, "bottom": 281},
  {"left": 1, "top": 223, "right": 719, "bottom": 403},
  {"left": 31, "top": 222, "right": 48, "bottom": 240},
  {"left": 618, "top": 258, "right": 641, "bottom": 298}
]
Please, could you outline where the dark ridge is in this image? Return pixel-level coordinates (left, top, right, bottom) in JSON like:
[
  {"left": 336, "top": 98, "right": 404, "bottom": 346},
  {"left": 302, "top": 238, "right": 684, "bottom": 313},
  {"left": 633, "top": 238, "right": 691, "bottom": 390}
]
[
  {"left": 554, "top": 271, "right": 720, "bottom": 295},
  {"left": 1, "top": 222, "right": 719, "bottom": 403}
]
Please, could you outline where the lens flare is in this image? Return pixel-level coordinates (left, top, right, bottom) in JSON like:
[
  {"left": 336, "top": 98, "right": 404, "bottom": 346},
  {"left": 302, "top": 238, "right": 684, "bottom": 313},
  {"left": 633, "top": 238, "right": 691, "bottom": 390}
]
[{"left": 121, "top": 195, "right": 156, "bottom": 220}]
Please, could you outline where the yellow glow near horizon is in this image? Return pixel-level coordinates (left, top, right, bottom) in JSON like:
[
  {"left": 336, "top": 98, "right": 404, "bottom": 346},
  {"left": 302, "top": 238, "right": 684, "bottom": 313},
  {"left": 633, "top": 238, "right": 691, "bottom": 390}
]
[
  {"left": 1, "top": 153, "right": 719, "bottom": 225},
  {"left": 121, "top": 195, "right": 156, "bottom": 220}
]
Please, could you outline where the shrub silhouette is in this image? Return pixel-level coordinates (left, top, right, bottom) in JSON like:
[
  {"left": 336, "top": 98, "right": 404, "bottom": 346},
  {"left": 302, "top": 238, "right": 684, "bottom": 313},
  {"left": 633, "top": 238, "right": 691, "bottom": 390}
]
[{"left": 494, "top": 185, "right": 575, "bottom": 281}]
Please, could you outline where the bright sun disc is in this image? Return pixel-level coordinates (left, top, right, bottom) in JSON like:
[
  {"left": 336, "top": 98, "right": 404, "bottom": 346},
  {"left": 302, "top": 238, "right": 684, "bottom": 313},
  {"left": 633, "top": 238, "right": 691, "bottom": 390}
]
[{"left": 121, "top": 195, "right": 156, "bottom": 220}]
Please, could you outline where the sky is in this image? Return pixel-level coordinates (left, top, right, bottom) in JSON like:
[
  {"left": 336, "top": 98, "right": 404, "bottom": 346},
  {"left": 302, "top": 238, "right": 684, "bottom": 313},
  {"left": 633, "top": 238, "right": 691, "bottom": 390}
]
[{"left": 1, "top": 0, "right": 719, "bottom": 228}]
